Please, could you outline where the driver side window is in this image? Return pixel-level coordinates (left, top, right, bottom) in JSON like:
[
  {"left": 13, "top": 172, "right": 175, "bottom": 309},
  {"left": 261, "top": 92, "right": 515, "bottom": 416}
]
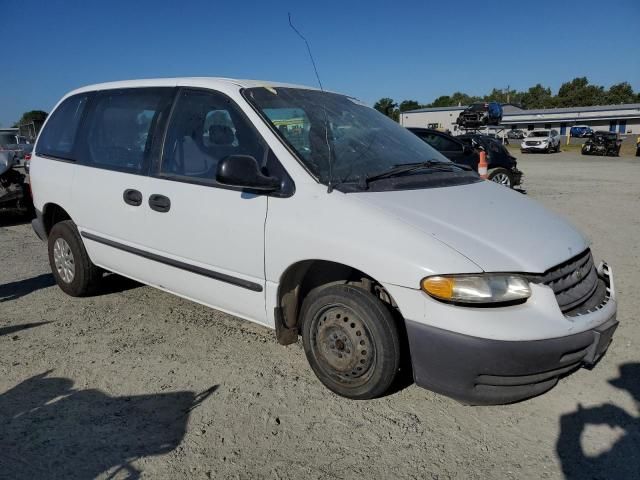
[{"left": 161, "top": 89, "right": 266, "bottom": 183}]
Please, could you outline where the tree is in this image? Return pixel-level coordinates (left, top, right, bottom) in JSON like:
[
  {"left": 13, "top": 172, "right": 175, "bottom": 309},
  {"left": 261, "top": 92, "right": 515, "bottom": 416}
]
[
  {"left": 430, "top": 95, "right": 452, "bottom": 107},
  {"left": 373, "top": 98, "right": 399, "bottom": 121},
  {"left": 398, "top": 100, "right": 422, "bottom": 112},
  {"left": 556, "top": 77, "right": 605, "bottom": 107},
  {"left": 520, "top": 84, "right": 554, "bottom": 109},
  {"left": 13, "top": 110, "right": 48, "bottom": 127},
  {"left": 606, "top": 82, "right": 636, "bottom": 104}
]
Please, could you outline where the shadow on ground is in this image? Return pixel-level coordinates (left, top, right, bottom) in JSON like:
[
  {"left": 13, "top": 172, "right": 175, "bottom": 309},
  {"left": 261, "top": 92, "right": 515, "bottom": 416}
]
[
  {"left": 0, "top": 273, "right": 56, "bottom": 302},
  {"left": 0, "top": 272, "right": 141, "bottom": 303},
  {"left": 0, "top": 212, "right": 32, "bottom": 228},
  {"left": 0, "top": 371, "right": 217, "bottom": 479},
  {"left": 0, "top": 321, "right": 51, "bottom": 337},
  {"left": 557, "top": 363, "right": 640, "bottom": 479}
]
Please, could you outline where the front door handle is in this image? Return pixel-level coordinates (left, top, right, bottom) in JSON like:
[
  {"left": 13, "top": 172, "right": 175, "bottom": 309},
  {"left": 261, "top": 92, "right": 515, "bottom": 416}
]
[
  {"left": 149, "top": 194, "right": 171, "bottom": 213},
  {"left": 123, "top": 189, "right": 142, "bottom": 206}
]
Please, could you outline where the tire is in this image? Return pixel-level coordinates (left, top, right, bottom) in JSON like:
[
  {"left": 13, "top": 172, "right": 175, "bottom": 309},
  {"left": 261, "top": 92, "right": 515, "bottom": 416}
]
[
  {"left": 488, "top": 168, "right": 513, "bottom": 188},
  {"left": 300, "top": 284, "right": 401, "bottom": 399},
  {"left": 48, "top": 220, "right": 102, "bottom": 296}
]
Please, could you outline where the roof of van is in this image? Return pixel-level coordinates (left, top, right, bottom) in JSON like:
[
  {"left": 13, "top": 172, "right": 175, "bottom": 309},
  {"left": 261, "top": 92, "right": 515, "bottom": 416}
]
[{"left": 67, "top": 77, "right": 320, "bottom": 96}]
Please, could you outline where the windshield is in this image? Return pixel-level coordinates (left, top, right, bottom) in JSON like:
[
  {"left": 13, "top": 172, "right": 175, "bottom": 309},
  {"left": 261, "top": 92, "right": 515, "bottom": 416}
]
[
  {"left": 528, "top": 131, "right": 550, "bottom": 137},
  {"left": 243, "top": 87, "right": 451, "bottom": 185}
]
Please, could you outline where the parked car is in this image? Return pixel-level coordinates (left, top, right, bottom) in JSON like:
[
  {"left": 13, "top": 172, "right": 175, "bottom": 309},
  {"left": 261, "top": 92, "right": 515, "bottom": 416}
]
[
  {"left": 0, "top": 130, "right": 34, "bottom": 160},
  {"left": 570, "top": 125, "right": 594, "bottom": 138},
  {"left": 521, "top": 129, "right": 561, "bottom": 153},
  {"left": 455, "top": 102, "right": 503, "bottom": 129},
  {"left": 408, "top": 128, "right": 522, "bottom": 188},
  {"left": 30, "top": 78, "right": 618, "bottom": 405},
  {"left": 0, "top": 150, "right": 32, "bottom": 214},
  {"left": 581, "top": 131, "right": 622, "bottom": 156},
  {"left": 507, "top": 129, "right": 525, "bottom": 140}
]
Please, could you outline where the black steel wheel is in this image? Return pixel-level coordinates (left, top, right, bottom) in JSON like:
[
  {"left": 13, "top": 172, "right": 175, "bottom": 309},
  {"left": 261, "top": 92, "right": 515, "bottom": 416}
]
[{"left": 301, "top": 284, "right": 400, "bottom": 399}]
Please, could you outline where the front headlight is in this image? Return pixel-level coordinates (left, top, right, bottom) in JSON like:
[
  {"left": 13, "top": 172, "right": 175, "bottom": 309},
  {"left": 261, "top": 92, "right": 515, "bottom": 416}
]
[{"left": 421, "top": 274, "right": 531, "bottom": 305}]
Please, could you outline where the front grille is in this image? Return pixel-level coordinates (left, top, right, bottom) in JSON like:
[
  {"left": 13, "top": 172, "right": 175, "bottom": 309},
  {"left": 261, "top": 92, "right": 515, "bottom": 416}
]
[
  {"left": 525, "top": 141, "right": 540, "bottom": 146},
  {"left": 529, "top": 249, "right": 600, "bottom": 314}
]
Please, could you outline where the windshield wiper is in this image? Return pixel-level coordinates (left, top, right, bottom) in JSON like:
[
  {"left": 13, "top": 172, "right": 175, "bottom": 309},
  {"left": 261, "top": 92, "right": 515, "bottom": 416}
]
[{"left": 364, "top": 160, "right": 466, "bottom": 185}]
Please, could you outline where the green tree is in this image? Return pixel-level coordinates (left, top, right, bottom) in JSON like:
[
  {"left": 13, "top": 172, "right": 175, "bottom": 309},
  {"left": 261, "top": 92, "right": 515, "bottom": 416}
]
[
  {"left": 430, "top": 95, "right": 452, "bottom": 107},
  {"left": 398, "top": 100, "right": 423, "bottom": 112},
  {"left": 520, "top": 84, "right": 554, "bottom": 109},
  {"left": 373, "top": 97, "right": 399, "bottom": 121},
  {"left": 605, "top": 82, "right": 636, "bottom": 104},
  {"left": 13, "top": 110, "right": 48, "bottom": 127},
  {"left": 555, "top": 77, "right": 605, "bottom": 107}
]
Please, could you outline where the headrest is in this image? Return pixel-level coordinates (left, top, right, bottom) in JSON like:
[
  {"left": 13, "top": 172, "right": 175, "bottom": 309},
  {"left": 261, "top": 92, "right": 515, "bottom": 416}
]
[{"left": 209, "top": 125, "right": 235, "bottom": 146}]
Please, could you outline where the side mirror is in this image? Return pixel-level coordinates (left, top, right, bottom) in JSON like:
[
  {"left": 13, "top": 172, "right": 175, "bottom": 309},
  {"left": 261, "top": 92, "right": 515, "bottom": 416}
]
[
  {"left": 462, "top": 144, "right": 474, "bottom": 154},
  {"left": 216, "top": 155, "right": 280, "bottom": 192}
]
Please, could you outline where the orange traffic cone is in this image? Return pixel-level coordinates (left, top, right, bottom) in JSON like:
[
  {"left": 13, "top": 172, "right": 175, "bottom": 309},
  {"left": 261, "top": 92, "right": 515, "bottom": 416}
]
[{"left": 478, "top": 150, "right": 488, "bottom": 179}]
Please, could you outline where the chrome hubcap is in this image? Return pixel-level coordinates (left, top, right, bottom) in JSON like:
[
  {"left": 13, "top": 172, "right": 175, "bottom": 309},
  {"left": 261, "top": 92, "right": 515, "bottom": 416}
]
[
  {"left": 312, "top": 305, "right": 375, "bottom": 382},
  {"left": 53, "top": 238, "right": 75, "bottom": 283},
  {"left": 491, "top": 173, "right": 511, "bottom": 186}
]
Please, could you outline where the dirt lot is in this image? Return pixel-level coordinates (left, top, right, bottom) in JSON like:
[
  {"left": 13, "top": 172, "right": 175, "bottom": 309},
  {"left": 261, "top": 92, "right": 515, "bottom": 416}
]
[{"left": 1, "top": 152, "right": 639, "bottom": 479}]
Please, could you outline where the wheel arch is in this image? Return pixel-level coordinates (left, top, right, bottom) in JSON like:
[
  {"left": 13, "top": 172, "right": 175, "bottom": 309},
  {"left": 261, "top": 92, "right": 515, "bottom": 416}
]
[
  {"left": 42, "top": 203, "right": 72, "bottom": 237},
  {"left": 274, "top": 259, "right": 402, "bottom": 345}
]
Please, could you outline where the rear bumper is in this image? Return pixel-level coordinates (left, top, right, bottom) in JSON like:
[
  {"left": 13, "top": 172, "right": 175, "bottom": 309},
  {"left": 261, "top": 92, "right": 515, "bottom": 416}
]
[{"left": 31, "top": 209, "right": 46, "bottom": 241}]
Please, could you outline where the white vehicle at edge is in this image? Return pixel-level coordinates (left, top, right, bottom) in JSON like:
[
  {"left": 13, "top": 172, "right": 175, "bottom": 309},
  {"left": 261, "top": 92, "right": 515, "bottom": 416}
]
[
  {"left": 30, "top": 78, "right": 618, "bottom": 404},
  {"left": 521, "top": 129, "right": 561, "bottom": 153}
]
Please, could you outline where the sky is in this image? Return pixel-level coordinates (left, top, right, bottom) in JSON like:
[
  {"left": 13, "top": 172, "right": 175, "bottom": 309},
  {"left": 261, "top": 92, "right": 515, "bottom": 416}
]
[{"left": 1, "top": 0, "right": 639, "bottom": 127}]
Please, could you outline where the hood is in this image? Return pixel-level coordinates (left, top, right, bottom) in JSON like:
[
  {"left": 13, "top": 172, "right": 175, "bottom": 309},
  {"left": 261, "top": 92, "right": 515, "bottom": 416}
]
[
  {"left": 523, "top": 137, "right": 549, "bottom": 143},
  {"left": 353, "top": 181, "right": 588, "bottom": 273}
]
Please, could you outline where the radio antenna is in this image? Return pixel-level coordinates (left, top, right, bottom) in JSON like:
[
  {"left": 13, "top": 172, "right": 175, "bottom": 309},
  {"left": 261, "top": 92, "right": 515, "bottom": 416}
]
[
  {"left": 288, "top": 13, "right": 324, "bottom": 91},
  {"left": 288, "top": 13, "right": 335, "bottom": 193}
]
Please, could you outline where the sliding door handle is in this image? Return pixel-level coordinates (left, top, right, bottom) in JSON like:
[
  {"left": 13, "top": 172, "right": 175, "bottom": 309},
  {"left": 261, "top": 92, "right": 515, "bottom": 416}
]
[
  {"left": 149, "top": 194, "right": 171, "bottom": 213},
  {"left": 123, "top": 189, "right": 142, "bottom": 206}
]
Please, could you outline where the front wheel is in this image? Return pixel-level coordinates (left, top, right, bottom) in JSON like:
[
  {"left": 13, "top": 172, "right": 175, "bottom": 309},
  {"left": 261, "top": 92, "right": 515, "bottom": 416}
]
[
  {"left": 488, "top": 168, "right": 513, "bottom": 188},
  {"left": 301, "top": 284, "right": 401, "bottom": 399}
]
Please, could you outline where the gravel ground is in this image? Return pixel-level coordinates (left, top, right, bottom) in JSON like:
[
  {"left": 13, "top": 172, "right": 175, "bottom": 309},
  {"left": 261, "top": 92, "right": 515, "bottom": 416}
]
[{"left": 1, "top": 152, "right": 639, "bottom": 479}]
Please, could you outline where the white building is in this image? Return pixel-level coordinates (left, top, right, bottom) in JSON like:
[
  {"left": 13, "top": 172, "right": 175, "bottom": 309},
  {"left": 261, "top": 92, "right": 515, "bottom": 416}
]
[{"left": 399, "top": 103, "right": 640, "bottom": 136}]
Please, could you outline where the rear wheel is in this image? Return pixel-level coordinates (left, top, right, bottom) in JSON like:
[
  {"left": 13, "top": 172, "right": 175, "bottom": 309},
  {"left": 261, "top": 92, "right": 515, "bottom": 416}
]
[
  {"left": 48, "top": 220, "right": 102, "bottom": 296},
  {"left": 301, "top": 284, "right": 400, "bottom": 399},
  {"left": 488, "top": 168, "right": 513, "bottom": 188}
]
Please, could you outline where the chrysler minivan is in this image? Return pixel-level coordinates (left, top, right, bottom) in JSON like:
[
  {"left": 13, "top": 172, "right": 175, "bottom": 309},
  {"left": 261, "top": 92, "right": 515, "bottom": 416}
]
[{"left": 30, "top": 78, "right": 618, "bottom": 404}]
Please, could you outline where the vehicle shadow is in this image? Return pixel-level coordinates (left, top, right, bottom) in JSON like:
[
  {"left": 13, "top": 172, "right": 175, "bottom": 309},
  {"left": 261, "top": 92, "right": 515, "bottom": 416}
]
[
  {"left": 0, "top": 371, "right": 217, "bottom": 479},
  {"left": 99, "top": 272, "right": 143, "bottom": 295},
  {"left": 556, "top": 363, "right": 640, "bottom": 479},
  {"left": 0, "top": 272, "right": 142, "bottom": 303},
  {"left": 0, "top": 273, "right": 56, "bottom": 302},
  {"left": 0, "top": 321, "right": 51, "bottom": 337},
  {"left": 0, "top": 212, "right": 32, "bottom": 227}
]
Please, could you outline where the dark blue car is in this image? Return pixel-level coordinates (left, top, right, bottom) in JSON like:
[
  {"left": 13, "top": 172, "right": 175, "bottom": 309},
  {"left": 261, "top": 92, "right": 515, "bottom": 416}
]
[{"left": 570, "top": 126, "right": 594, "bottom": 138}]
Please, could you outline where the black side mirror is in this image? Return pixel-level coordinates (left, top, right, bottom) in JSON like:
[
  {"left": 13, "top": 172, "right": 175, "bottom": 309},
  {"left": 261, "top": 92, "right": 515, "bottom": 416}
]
[
  {"left": 462, "top": 144, "right": 474, "bottom": 154},
  {"left": 216, "top": 155, "right": 280, "bottom": 192}
]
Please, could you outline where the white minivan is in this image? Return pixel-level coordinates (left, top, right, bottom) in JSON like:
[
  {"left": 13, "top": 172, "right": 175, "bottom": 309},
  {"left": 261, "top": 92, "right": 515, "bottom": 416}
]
[{"left": 30, "top": 78, "right": 618, "bottom": 404}]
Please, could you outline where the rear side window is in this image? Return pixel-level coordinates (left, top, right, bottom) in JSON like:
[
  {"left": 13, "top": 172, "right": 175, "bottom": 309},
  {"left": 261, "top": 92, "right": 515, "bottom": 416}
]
[
  {"left": 419, "top": 132, "right": 461, "bottom": 152},
  {"left": 81, "top": 88, "right": 173, "bottom": 174},
  {"left": 36, "top": 94, "right": 88, "bottom": 159}
]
